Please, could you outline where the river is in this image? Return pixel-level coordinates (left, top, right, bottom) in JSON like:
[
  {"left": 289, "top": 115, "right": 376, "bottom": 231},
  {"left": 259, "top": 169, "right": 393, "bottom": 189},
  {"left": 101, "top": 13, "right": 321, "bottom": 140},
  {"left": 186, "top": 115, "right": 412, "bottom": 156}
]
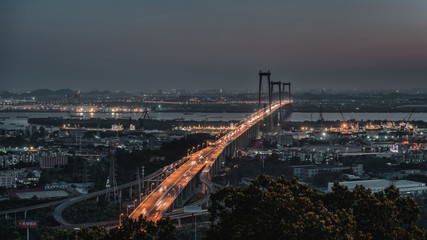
[{"left": 0, "top": 111, "right": 426, "bottom": 130}]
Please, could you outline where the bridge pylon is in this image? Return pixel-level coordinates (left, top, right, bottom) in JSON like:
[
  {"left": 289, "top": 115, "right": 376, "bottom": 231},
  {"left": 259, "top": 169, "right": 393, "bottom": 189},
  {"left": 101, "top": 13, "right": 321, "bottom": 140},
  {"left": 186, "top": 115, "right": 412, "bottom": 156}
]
[
  {"left": 258, "top": 70, "right": 272, "bottom": 111},
  {"left": 270, "top": 81, "right": 282, "bottom": 120},
  {"left": 282, "top": 82, "right": 293, "bottom": 113}
]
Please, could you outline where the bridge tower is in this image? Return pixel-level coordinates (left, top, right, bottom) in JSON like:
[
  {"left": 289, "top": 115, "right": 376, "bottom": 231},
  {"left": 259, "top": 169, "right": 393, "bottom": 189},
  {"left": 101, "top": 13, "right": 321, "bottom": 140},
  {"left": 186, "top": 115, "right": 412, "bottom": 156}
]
[
  {"left": 258, "top": 70, "right": 272, "bottom": 111},
  {"left": 282, "top": 82, "right": 291, "bottom": 100},
  {"left": 282, "top": 82, "right": 292, "bottom": 113},
  {"left": 270, "top": 81, "right": 282, "bottom": 121}
]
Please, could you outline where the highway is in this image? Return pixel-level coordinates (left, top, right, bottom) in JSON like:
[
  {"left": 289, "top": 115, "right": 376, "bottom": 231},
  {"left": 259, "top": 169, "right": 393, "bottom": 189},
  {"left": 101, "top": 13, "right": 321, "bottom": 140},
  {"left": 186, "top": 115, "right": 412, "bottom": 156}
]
[
  {"left": 130, "top": 100, "right": 290, "bottom": 222},
  {"left": 129, "top": 146, "right": 218, "bottom": 222},
  {"left": 53, "top": 158, "right": 186, "bottom": 228},
  {"left": 0, "top": 199, "right": 67, "bottom": 216},
  {"left": 49, "top": 100, "right": 289, "bottom": 227}
]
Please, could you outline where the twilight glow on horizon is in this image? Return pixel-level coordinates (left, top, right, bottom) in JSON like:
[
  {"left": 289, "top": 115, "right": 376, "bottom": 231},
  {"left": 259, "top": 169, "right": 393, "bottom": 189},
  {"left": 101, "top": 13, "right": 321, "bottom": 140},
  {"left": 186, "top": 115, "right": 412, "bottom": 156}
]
[{"left": 1, "top": 0, "right": 427, "bottom": 91}]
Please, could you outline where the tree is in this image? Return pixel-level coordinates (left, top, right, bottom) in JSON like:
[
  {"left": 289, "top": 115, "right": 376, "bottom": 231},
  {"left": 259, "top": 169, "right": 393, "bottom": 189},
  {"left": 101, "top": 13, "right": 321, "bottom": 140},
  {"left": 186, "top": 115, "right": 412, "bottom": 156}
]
[
  {"left": 289, "top": 156, "right": 301, "bottom": 165},
  {"left": 205, "top": 175, "right": 427, "bottom": 240},
  {"left": 311, "top": 170, "right": 343, "bottom": 188},
  {"left": 51, "top": 216, "right": 176, "bottom": 240}
]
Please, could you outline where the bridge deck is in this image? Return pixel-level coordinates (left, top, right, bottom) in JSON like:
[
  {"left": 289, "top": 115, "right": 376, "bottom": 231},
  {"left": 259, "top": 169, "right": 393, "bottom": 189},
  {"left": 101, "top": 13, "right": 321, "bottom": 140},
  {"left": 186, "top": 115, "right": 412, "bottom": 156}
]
[{"left": 130, "top": 100, "right": 290, "bottom": 222}]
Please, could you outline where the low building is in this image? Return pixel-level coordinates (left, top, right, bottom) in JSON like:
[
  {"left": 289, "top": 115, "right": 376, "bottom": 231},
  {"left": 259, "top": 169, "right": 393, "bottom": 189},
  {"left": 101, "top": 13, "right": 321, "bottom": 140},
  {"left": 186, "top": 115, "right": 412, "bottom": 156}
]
[
  {"left": 0, "top": 170, "right": 17, "bottom": 188},
  {"left": 9, "top": 189, "right": 71, "bottom": 199},
  {"left": 39, "top": 151, "right": 68, "bottom": 169},
  {"left": 0, "top": 150, "right": 39, "bottom": 167},
  {"left": 328, "top": 179, "right": 427, "bottom": 195},
  {"left": 279, "top": 134, "right": 294, "bottom": 146},
  {"left": 292, "top": 164, "right": 364, "bottom": 179},
  {"left": 44, "top": 182, "right": 69, "bottom": 189}
]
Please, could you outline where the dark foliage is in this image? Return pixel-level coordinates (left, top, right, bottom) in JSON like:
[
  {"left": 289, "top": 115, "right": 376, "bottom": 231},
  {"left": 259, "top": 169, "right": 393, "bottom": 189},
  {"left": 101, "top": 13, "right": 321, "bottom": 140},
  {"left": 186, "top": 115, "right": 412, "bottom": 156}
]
[
  {"left": 205, "top": 175, "right": 427, "bottom": 240},
  {"left": 51, "top": 216, "right": 176, "bottom": 240}
]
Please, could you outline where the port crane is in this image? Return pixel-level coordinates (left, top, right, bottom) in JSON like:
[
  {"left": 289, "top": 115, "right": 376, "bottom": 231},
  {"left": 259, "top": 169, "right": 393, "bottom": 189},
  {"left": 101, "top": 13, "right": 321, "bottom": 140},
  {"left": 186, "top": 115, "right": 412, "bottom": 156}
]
[
  {"left": 403, "top": 108, "right": 415, "bottom": 122},
  {"left": 138, "top": 110, "right": 150, "bottom": 130},
  {"left": 319, "top": 106, "right": 324, "bottom": 131},
  {"left": 402, "top": 108, "right": 415, "bottom": 132},
  {"left": 338, "top": 107, "right": 349, "bottom": 133},
  {"left": 125, "top": 117, "right": 132, "bottom": 130}
]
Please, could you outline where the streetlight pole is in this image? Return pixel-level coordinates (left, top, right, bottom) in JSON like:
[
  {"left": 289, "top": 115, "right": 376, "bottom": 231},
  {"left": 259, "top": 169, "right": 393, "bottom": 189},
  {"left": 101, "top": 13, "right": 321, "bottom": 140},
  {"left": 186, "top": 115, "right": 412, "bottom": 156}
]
[
  {"left": 194, "top": 213, "right": 197, "bottom": 240},
  {"left": 25, "top": 210, "right": 29, "bottom": 240},
  {"left": 119, "top": 213, "right": 124, "bottom": 227}
]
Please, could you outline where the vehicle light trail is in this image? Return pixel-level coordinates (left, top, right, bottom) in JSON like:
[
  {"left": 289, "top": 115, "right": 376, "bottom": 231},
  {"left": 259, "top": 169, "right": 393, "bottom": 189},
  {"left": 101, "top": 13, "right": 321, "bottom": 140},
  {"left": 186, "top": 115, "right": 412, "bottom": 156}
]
[{"left": 129, "top": 100, "right": 290, "bottom": 222}]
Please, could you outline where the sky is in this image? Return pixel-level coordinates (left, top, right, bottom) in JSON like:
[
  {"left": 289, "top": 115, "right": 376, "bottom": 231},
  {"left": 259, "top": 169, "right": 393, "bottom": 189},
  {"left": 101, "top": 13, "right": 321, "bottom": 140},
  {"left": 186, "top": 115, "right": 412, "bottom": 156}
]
[{"left": 1, "top": 0, "right": 427, "bottom": 92}]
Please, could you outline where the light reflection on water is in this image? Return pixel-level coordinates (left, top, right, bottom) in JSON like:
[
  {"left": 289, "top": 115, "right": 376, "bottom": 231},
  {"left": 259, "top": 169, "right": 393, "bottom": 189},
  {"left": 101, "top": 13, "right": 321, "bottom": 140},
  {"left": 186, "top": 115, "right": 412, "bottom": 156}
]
[{"left": 0, "top": 111, "right": 425, "bottom": 130}]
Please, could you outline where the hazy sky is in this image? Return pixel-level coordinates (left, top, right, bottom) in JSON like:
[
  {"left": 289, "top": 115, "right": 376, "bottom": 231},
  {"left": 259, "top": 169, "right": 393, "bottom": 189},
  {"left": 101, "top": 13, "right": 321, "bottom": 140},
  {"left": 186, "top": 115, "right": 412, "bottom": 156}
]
[{"left": 1, "top": 0, "right": 427, "bottom": 92}]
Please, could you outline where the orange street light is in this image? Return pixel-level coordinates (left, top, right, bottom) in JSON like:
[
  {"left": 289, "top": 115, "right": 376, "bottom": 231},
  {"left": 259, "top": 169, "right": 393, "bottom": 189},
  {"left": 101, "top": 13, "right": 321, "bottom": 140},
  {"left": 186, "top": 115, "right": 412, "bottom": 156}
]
[{"left": 119, "top": 213, "right": 124, "bottom": 226}]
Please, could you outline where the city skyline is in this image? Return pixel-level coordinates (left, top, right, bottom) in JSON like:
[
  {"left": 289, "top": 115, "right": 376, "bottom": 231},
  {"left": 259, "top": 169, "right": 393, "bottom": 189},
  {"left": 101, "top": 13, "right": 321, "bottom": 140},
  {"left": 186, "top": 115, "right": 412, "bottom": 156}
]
[
  {"left": 2, "top": 2, "right": 427, "bottom": 239},
  {"left": 1, "top": 1, "right": 427, "bottom": 91}
]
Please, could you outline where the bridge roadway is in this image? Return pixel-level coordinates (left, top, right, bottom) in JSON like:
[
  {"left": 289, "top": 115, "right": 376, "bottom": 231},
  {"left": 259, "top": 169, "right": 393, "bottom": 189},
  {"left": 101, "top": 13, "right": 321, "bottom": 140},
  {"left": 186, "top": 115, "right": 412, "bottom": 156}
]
[
  {"left": 0, "top": 199, "right": 67, "bottom": 216},
  {"left": 130, "top": 100, "right": 290, "bottom": 222},
  {"left": 129, "top": 146, "right": 217, "bottom": 222},
  {"left": 162, "top": 158, "right": 219, "bottom": 220},
  {"left": 48, "top": 100, "right": 289, "bottom": 227},
  {"left": 53, "top": 158, "right": 187, "bottom": 228}
]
